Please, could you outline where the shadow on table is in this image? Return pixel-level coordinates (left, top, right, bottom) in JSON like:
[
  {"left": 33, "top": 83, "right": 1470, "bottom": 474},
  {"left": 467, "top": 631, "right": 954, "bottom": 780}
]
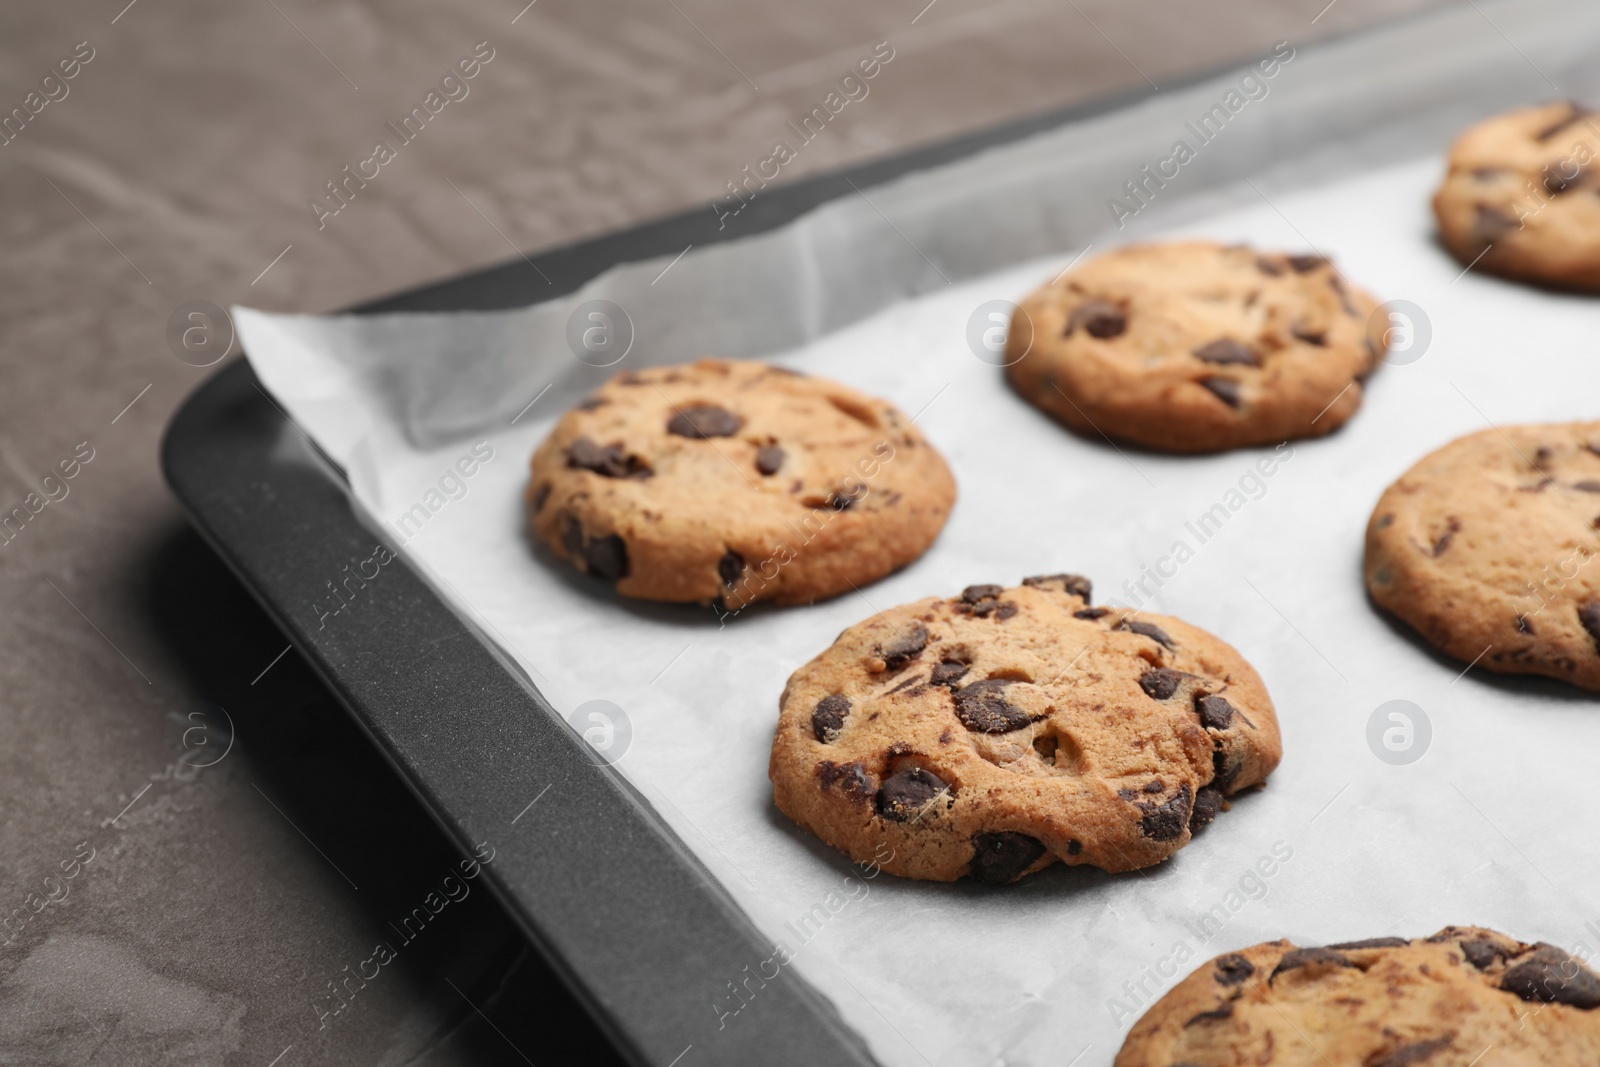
[{"left": 145, "top": 523, "right": 629, "bottom": 1067}]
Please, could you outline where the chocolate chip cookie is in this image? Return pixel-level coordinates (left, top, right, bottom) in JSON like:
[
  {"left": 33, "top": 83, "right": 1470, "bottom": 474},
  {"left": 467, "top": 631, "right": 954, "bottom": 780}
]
[
  {"left": 1434, "top": 102, "right": 1600, "bottom": 290},
  {"left": 768, "top": 575, "right": 1281, "bottom": 883},
  {"left": 1004, "top": 242, "right": 1387, "bottom": 453},
  {"left": 527, "top": 359, "right": 956, "bottom": 609},
  {"left": 1116, "top": 928, "right": 1600, "bottom": 1066},
  {"left": 1365, "top": 422, "right": 1600, "bottom": 691}
]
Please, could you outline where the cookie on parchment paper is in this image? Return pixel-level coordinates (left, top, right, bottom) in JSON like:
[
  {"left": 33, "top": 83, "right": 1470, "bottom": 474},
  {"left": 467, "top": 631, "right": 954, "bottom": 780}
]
[
  {"left": 1365, "top": 421, "right": 1600, "bottom": 692},
  {"left": 1433, "top": 101, "right": 1600, "bottom": 291},
  {"left": 1115, "top": 927, "right": 1600, "bottom": 1066},
  {"left": 527, "top": 359, "right": 956, "bottom": 609},
  {"left": 1004, "top": 241, "right": 1387, "bottom": 453},
  {"left": 768, "top": 575, "right": 1281, "bottom": 884}
]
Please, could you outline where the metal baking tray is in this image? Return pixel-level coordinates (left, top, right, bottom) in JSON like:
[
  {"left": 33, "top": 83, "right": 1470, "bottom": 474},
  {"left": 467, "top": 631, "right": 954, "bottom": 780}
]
[{"left": 162, "top": 11, "right": 1467, "bottom": 1063}]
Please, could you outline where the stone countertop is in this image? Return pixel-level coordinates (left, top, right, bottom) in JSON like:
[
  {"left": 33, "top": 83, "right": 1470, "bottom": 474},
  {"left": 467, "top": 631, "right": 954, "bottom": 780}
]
[{"left": 0, "top": 0, "right": 1443, "bottom": 1062}]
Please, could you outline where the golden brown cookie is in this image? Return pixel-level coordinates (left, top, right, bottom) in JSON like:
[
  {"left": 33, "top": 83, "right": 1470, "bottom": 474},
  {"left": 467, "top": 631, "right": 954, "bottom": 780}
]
[
  {"left": 1365, "top": 422, "right": 1600, "bottom": 691},
  {"left": 527, "top": 359, "right": 955, "bottom": 609},
  {"left": 1433, "top": 101, "right": 1600, "bottom": 291},
  {"left": 1116, "top": 928, "right": 1600, "bottom": 1066},
  {"left": 1004, "top": 241, "right": 1386, "bottom": 454},
  {"left": 768, "top": 575, "right": 1281, "bottom": 883}
]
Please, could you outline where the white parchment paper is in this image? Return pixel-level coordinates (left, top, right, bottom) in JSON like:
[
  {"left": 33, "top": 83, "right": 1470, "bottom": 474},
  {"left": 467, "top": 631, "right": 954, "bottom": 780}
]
[{"left": 238, "top": 3, "right": 1600, "bottom": 1063}]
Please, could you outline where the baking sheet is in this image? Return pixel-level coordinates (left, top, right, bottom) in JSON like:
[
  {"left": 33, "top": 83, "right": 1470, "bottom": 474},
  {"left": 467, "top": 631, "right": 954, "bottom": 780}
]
[{"left": 237, "top": 3, "right": 1600, "bottom": 1064}]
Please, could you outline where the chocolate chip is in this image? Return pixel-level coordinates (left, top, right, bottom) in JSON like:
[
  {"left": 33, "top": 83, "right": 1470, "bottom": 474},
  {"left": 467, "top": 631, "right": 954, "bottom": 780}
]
[
  {"left": 1139, "top": 668, "right": 1185, "bottom": 700},
  {"left": 969, "top": 831, "right": 1046, "bottom": 884},
  {"left": 1066, "top": 839, "right": 1082, "bottom": 855},
  {"left": 826, "top": 487, "right": 861, "bottom": 511},
  {"left": 718, "top": 550, "right": 744, "bottom": 587},
  {"left": 1476, "top": 203, "right": 1519, "bottom": 238},
  {"left": 1269, "top": 947, "right": 1356, "bottom": 981},
  {"left": 1022, "top": 573, "right": 1092, "bottom": 602},
  {"left": 1199, "top": 376, "right": 1242, "bottom": 407},
  {"left": 1193, "top": 338, "right": 1259, "bottom": 366},
  {"left": 954, "top": 678, "right": 1030, "bottom": 733},
  {"left": 1326, "top": 937, "right": 1409, "bottom": 950},
  {"left": 1291, "top": 321, "right": 1328, "bottom": 346},
  {"left": 1256, "top": 256, "right": 1286, "bottom": 276},
  {"left": 1461, "top": 939, "right": 1506, "bottom": 970},
  {"left": 995, "top": 602, "right": 1018, "bottom": 621},
  {"left": 1517, "top": 615, "right": 1536, "bottom": 635},
  {"left": 1431, "top": 517, "right": 1461, "bottom": 557},
  {"left": 1184, "top": 1003, "right": 1233, "bottom": 1027},
  {"left": 1118, "top": 618, "right": 1176, "bottom": 649},
  {"left": 667, "top": 405, "right": 742, "bottom": 439},
  {"left": 1143, "top": 778, "right": 1164, "bottom": 793},
  {"left": 756, "top": 445, "right": 786, "bottom": 475},
  {"left": 1074, "top": 607, "right": 1110, "bottom": 620},
  {"left": 817, "top": 760, "right": 874, "bottom": 801},
  {"left": 1212, "top": 750, "right": 1240, "bottom": 793},
  {"left": 929, "top": 660, "right": 969, "bottom": 687},
  {"left": 1537, "top": 102, "right": 1591, "bottom": 141},
  {"left": 886, "top": 676, "right": 921, "bottom": 695},
  {"left": 531, "top": 483, "right": 551, "bottom": 512},
  {"left": 1329, "top": 274, "right": 1359, "bottom": 317},
  {"left": 962, "top": 584, "right": 1004, "bottom": 603},
  {"left": 1214, "top": 954, "right": 1255, "bottom": 986},
  {"left": 1288, "top": 254, "right": 1328, "bottom": 273},
  {"left": 575, "top": 396, "right": 608, "bottom": 411},
  {"left": 1067, "top": 299, "right": 1127, "bottom": 339},
  {"left": 1189, "top": 786, "right": 1224, "bottom": 832},
  {"left": 561, "top": 514, "right": 584, "bottom": 556},
  {"left": 1575, "top": 480, "right": 1600, "bottom": 493},
  {"left": 1368, "top": 1036, "right": 1455, "bottom": 1067},
  {"left": 568, "top": 437, "right": 649, "bottom": 478},
  {"left": 812, "top": 694, "right": 851, "bottom": 743},
  {"left": 1501, "top": 944, "right": 1600, "bottom": 1008},
  {"left": 879, "top": 624, "right": 928, "bottom": 671},
  {"left": 1545, "top": 165, "right": 1585, "bottom": 196},
  {"left": 585, "top": 534, "right": 629, "bottom": 580},
  {"left": 1196, "top": 694, "right": 1236, "bottom": 730},
  {"left": 876, "top": 767, "right": 949, "bottom": 821},
  {"left": 1139, "top": 783, "right": 1193, "bottom": 841},
  {"left": 1580, "top": 603, "right": 1600, "bottom": 652}
]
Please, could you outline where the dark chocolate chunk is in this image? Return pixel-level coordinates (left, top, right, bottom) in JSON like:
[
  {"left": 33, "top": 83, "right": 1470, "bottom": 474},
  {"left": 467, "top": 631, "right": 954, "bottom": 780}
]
[
  {"left": 1516, "top": 615, "right": 1535, "bottom": 636},
  {"left": 1139, "top": 783, "right": 1193, "bottom": 841},
  {"left": 1537, "top": 102, "right": 1591, "bottom": 141},
  {"left": 1189, "top": 786, "right": 1224, "bottom": 832},
  {"left": 826, "top": 487, "right": 861, "bottom": 511},
  {"left": 1074, "top": 607, "right": 1110, "bottom": 620},
  {"left": 962, "top": 584, "right": 1004, "bottom": 603},
  {"left": 1214, "top": 954, "right": 1255, "bottom": 986},
  {"left": 1476, "top": 203, "right": 1519, "bottom": 237},
  {"left": 575, "top": 396, "right": 608, "bottom": 411},
  {"left": 1291, "top": 321, "right": 1328, "bottom": 346},
  {"left": 1326, "top": 937, "right": 1409, "bottom": 951},
  {"left": 995, "top": 602, "right": 1018, "bottom": 621},
  {"left": 1575, "top": 480, "right": 1600, "bottom": 493},
  {"left": 1067, "top": 299, "right": 1127, "bottom": 339},
  {"left": 876, "top": 767, "right": 949, "bottom": 822},
  {"left": 954, "top": 678, "right": 1030, "bottom": 733},
  {"left": 969, "top": 831, "right": 1046, "bottom": 884},
  {"left": 1545, "top": 164, "right": 1585, "bottom": 196},
  {"left": 531, "top": 482, "right": 551, "bottom": 512},
  {"left": 1368, "top": 1036, "right": 1455, "bottom": 1067},
  {"left": 879, "top": 624, "right": 929, "bottom": 671},
  {"left": 1580, "top": 603, "right": 1600, "bottom": 652},
  {"left": 1193, "top": 338, "right": 1259, "bottom": 366},
  {"left": 1196, "top": 694, "right": 1236, "bottom": 730},
  {"left": 718, "top": 550, "right": 745, "bottom": 587},
  {"left": 756, "top": 445, "right": 786, "bottom": 475},
  {"left": 812, "top": 694, "right": 851, "bottom": 743},
  {"left": 1143, "top": 779, "right": 1165, "bottom": 793},
  {"left": 667, "top": 404, "right": 742, "bottom": 438},
  {"left": 1139, "top": 667, "right": 1185, "bottom": 700},
  {"left": 816, "top": 760, "right": 874, "bottom": 801},
  {"left": 929, "top": 659, "right": 970, "bottom": 687},
  {"left": 1066, "top": 839, "right": 1082, "bottom": 855},
  {"left": 1118, "top": 618, "right": 1176, "bottom": 649},
  {"left": 561, "top": 513, "right": 585, "bottom": 556},
  {"left": 1256, "top": 256, "right": 1286, "bottom": 276},
  {"left": 1199, "top": 376, "right": 1242, "bottom": 407},
  {"left": 1022, "top": 573, "right": 1093, "bottom": 602},
  {"left": 1461, "top": 939, "right": 1506, "bottom": 970},
  {"left": 585, "top": 534, "right": 629, "bottom": 580},
  {"left": 1269, "top": 947, "right": 1356, "bottom": 981},
  {"left": 1212, "top": 750, "right": 1240, "bottom": 793},
  {"left": 568, "top": 436, "right": 649, "bottom": 478},
  {"left": 1431, "top": 517, "right": 1461, "bottom": 557},
  {"left": 1501, "top": 944, "right": 1600, "bottom": 1008},
  {"left": 1184, "top": 1003, "right": 1234, "bottom": 1027},
  {"left": 1288, "top": 254, "right": 1328, "bottom": 273}
]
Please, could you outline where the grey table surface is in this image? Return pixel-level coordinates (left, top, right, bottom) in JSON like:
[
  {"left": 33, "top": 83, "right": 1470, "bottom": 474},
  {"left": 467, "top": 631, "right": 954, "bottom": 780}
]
[{"left": 0, "top": 1, "right": 1447, "bottom": 1063}]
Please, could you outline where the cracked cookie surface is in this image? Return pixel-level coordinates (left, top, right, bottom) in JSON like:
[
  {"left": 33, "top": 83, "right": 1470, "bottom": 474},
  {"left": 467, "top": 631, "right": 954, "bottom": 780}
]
[
  {"left": 527, "top": 359, "right": 956, "bottom": 608},
  {"left": 1004, "top": 241, "right": 1386, "bottom": 453},
  {"left": 1365, "top": 422, "right": 1600, "bottom": 692},
  {"left": 1433, "top": 102, "right": 1600, "bottom": 291},
  {"left": 1116, "top": 927, "right": 1600, "bottom": 1066},
  {"left": 768, "top": 575, "right": 1281, "bottom": 883}
]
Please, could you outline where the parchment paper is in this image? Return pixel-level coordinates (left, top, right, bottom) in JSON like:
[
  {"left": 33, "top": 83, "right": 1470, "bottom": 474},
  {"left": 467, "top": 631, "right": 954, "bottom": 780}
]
[{"left": 237, "top": 2, "right": 1600, "bottom": 1063}]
